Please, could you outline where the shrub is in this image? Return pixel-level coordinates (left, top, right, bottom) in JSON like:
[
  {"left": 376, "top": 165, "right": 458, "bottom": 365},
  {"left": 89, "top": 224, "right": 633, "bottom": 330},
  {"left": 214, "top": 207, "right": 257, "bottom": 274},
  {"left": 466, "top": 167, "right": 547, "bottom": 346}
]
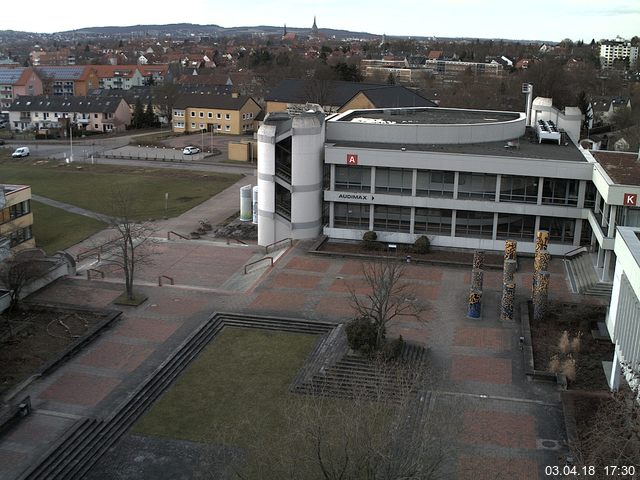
[
  {"left": 346, "top": 316, "right": 377, "bottom": 354},
  {"left": 380, "top": 335, "right": 405, "bottom": 360},
  {"left": 413, "top": 235, "right": 431, "bottom": 254},
  {"left": 362, "top": 231, "right": 379, "bottom": 251}
]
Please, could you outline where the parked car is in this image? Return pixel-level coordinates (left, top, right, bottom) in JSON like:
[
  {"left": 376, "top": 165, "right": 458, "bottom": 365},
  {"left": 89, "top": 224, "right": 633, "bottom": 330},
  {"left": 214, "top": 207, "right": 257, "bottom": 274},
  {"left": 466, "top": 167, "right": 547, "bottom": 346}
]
[
  {"left": 12, "top": 146, "right": 30, "bottom": 158},
  {"left": 182, "top": 146, "right": 200, "bottom": 155}
]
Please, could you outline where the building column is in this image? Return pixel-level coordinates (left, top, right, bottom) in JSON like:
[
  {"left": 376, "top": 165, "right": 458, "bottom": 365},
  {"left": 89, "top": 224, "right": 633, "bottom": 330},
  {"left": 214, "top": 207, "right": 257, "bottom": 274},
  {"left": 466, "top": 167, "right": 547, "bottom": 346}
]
[
  {"left": 573, "top": 219, "right": 583, "bottom": 247},
  {"left": 370, "top": 167, "right": 376, "bottom": 194},
  {"left": 577, "top": 180, "right": 586, "bottom": 208},
  {"left": 328, "top": 202, "right": 334, "bottom": 229},
  {"left": 450, "top": 210, "right": 457, "bottom": 237},
  {"left": 453, "top": 172, "right": 460, "bottom": 199},
  {"left": 495, "top": 175, "right": 501, "bottom": 202},
  {"left": 330, "top": 164, "right": 336, "bottom": 190},
  {"left": 609, "top": 349, "right": 622, "bottom": 391},
  {"left": 537, "top": 177, "right": 544, "bottom": 205},
  {"left": 492, "top": 212, "right": 498, "bottom": 240},
  {"left": 369, "top": 204, "right": 375, "bottom": 231},
  {"left": 411, "top": 169, "right": 417, "bottom": 197},
  {"left": 410, "top": 207, "right": 416, "bottom": 235},
  {"left": 596, "top": 245, "right": 605, "bottom": 268}
]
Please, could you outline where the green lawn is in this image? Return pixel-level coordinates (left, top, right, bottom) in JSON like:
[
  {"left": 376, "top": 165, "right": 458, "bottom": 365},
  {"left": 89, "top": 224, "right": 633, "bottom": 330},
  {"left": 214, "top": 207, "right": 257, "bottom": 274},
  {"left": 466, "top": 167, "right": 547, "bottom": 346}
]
[
  {"left": 133, "top": 328, "right": 318, "bottom": 447},
  {"left": 0, "top": 159, "right": 242, "bottom": 220},
  {"left": 31, "top": 201, "right": 107, "bottom": 254}
]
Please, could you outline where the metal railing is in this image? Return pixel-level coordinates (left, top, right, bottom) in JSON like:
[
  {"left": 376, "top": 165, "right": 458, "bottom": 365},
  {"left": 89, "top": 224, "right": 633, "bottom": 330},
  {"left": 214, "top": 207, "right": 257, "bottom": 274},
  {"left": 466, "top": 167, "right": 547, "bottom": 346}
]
[
  {"left": 158, "top": 275, "right": 174, "bottom": 286},
  {"left": 167, "top": 231, "right": 189, "bottom": 240},
  {"left": 86, "top": 268, "right": 105, "bottom": 280},
  {"left": 563, "top": 245, "right": 588, "bottom": 261},
  {"left": 76, "top": 237, "right": 119, "bottom": 262},
  {"left": 264, "top": 237, "right": 292, "bottom": 254},
  {"left": 244, "top": 257, "right": 273, "bottom": 274}
]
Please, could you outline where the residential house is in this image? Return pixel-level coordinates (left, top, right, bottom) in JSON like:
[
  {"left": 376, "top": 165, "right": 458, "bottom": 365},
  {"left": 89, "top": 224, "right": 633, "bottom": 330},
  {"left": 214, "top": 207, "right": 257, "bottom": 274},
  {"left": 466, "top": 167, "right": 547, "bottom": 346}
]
[
  {"left": 591, "top": 96, "right": 632, "bottom": 125},
  {"left": 171, "top": 93, "right": 261, "bottom": 135},
  {"left": 265, "top": 79, "right": 436, "bottom": 114},
  {"left": 34, "top": 66, "right": 99, "bottom": 96},
  {"left": 0, "top": 68, "right": 43, "bottom": 111},
  {"left": 8, "top": 95, "right": 131, "bottom": 133},
  {"left": 93, "top": 65, "right": 145, "bottom": 90},
  {"left": 0, "top": 185, "right": 34, "bottom": 254}
]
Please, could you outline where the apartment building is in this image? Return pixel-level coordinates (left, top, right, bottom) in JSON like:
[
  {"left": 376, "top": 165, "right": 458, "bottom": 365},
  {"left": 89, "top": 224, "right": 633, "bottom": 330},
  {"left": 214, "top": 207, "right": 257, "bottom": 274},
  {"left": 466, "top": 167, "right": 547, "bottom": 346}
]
[
  {"left": 0, "top": 68, "right": 43, "bottom": 111},
  {"left": 8, "top": 96, "right": 132, "bottom": 133},
  {"left": 599, "top": 39, "right": 639, "bottom": 69},
  {"left": 0, "top": 185, "right": 34, "bottom": 255},
  {"left": 172, "top": 93, "right": 261, "bottom": 135},
  {"left": 34, "top": 66, "right": 99, "bottom": 96}
]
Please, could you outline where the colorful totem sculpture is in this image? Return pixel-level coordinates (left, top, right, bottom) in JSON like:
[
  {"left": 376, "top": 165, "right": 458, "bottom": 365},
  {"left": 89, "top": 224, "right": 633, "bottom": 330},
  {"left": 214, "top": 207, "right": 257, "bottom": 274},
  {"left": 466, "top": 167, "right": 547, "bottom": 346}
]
[
  {"left": 533, "top": 271, "right": 550, "bottom": 321},
  {"left": 500, "top": 241, "right": 518, "bottom": 321},
  {"left": 467, "top": 250, "right": 485, "bottom": 319}
]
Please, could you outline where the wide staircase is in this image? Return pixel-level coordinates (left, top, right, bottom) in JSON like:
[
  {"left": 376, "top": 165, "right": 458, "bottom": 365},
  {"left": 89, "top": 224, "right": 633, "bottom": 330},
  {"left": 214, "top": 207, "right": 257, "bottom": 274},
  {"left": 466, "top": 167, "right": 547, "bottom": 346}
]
[
  {"left": 290, "top": 324, "right": 429, "bottom": 402},
  {"left": 564, "top": 250, "right": 613, "bottom": 297},
  {"left": 18, "top": 313, "right": 336, "bottom": 480}
]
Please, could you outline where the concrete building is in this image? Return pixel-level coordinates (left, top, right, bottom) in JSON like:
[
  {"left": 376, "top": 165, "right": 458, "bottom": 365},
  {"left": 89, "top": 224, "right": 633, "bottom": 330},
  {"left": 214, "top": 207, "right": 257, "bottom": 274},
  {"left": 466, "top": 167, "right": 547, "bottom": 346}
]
[
  {"left": 172, "top": 93, "right": 261, "bottom": 135},
  {"left": 0, "top": 185, "right": 35, "bottom": 256},
  {"left": 257, "top": 105, "right": 640, "bottom": 284},
  {"left": 0, "top": 68, "right": 43, "bottom": 112},
  {"left": 606, "top": 226, "right": 640, "bottom": 392},
  {"left": 599, "top": 39, "right": 639, "bottom": 69}
]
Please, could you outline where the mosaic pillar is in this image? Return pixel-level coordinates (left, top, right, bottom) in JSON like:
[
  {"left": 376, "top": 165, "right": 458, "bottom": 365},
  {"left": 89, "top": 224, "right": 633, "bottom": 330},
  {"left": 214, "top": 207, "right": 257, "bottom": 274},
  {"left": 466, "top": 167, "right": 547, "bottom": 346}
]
[
  {"left": 503, "top": 259, "right": 517, "bottom": 284},
  {"left": 534, "top": 251, "right": 551, "bottom": 272},
  {"left": 535, "top": 230, "right": 550, "bottom": 253},
  {"left": 473, "top": 250, "right": 485, "bottom": 270},
  {"left": 533, "top": 271, "right": 550, "bottom": 322},
  {"left": 500, "top": 282, "right": 516, "bottom": 321},
  {"left": 471, "top": 268, "right": 484, "bottom": 292},
  {"left": 504, "top": 240, "right": 517, "bottom": 262},
  {"left": 467, "top": 289, "right": 482, "bottom": 319}
]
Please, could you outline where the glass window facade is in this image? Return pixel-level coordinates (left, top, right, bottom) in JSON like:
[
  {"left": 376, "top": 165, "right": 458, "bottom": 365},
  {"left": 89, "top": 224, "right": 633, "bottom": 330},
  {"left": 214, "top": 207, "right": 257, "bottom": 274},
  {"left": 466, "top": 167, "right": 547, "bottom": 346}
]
[
  {"left": 539, "top": 216, "right": 575, "bottom": 244},
  {"left": 373, "top": 205, "right": 411, "bottom": 232},
  {"left": 414, "top": 208, "right": 452, "bottom": 235},
  {"left": 334, "top": 203, "right": 370, "bottom": 230},
  {"left": 496, "top": 214, "right": 536, "bottom": 240},
  {"left": 455, "top": 210, "right": 494, "bottom": 238},
  {"left": 457, "top": 172, "right": 497, "bottom": 200},
  {"left": 500, "top": 175, "right": 539, "bottom": 203},
  {"left": 416, "top": 170, "right": 454, "bottom": 198},
  {"left": 541, "top": 178, "right": 579, "bottom": 206},
  {"left": 375, "top": 168, "right": 413, "bottom": 195},
  {"left": 335, "top": 166, "right": 371, "bottom": 192}
]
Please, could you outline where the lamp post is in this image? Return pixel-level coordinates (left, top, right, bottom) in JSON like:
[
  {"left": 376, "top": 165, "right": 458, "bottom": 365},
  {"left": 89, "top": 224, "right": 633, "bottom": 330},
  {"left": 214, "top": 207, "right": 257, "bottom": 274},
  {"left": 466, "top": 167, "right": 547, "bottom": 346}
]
[
  {"left": 201, "top": 128, "right": 205, "bottom": 159},
  {"left": 69, "top": 121, "right": 74, "bottom": 163}
]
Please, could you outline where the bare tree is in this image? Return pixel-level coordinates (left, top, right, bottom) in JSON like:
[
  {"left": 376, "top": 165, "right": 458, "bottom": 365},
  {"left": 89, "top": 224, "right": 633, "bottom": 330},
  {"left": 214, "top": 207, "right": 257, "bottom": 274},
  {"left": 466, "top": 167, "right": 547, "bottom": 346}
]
[
  {"left": 349, "top": 260, "right": 426, "bottom": 349},
  {"left": 103, "top": 186, "right": 157, "bottom": 301}
]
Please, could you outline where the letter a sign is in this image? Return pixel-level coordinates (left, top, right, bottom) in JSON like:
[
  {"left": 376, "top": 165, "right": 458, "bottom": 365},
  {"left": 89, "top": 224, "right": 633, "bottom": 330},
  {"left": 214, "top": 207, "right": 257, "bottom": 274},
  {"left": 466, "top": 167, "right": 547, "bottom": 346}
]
[
  {"left": 346, "top": 153, "right": 358, "bottom": 166},
  {"left": 623, "top": 193, "right": 637, "bottom": 206}
]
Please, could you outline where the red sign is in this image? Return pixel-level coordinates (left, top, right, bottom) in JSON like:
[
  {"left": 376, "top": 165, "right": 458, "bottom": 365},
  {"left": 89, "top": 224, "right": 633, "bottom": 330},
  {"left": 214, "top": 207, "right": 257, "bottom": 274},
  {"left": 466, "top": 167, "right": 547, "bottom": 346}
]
[
  {"left": 624, "top": 193, "right": 637, "bottom": 206},
  {"left": 346, "top": 153, "right": 358, "bottom": 166}
]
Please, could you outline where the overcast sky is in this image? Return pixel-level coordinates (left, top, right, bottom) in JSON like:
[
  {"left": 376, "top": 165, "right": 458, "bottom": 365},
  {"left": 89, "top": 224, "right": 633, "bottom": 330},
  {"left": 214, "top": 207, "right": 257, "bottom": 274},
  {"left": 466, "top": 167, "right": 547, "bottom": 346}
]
[{"left": 6, "top": 0, "right": 639, "bottom": 42}]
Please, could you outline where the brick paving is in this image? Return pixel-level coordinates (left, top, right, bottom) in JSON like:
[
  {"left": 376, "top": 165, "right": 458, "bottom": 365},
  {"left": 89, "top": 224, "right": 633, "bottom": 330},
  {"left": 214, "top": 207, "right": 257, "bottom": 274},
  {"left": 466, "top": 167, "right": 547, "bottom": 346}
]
[
  {"left": 458, "top": 454, "right": 539, "bottom": 480},
  {"left": 40, "top": 372, "right": 121, "bottom": 407},
  {"left": 450, "top": 355, "right": 513, "bottom": 384},
  {"left": 110, "top": 316, "right": 180, "bottom": 343},
  {"left": 453, "top": 326, "right": 511, "bottom": 350},
  {"left": 77, "top": 341, "right": 154, "bottom": 373},
  {"left": 462, "top": 409, "right": 537, "bottom": 449},
  {"left": 271, "top": 272, "right": 322, "bottom": 289},
  {"left": 285, "top": 256, "right": 331, "bottom": 272}
]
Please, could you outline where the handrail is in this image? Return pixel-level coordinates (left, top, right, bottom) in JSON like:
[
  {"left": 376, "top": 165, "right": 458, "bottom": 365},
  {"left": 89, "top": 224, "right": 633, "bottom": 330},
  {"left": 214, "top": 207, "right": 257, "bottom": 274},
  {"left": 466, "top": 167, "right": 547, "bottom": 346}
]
[
  {"left": 264, "top": 238, "right": 292, "bottom": 254},
  {"left": 76, "top": 237, "right": 119, "bottom": 262},
  {"left": 158, "top": 275, "right": 174, "bottom": 286},
  {"left": 167, "top": 231, "right": 190, "bottom": 240},
  {"left": 563, "top": 246, "right": 588, "bottom": 261},
  {"left": 244, "top": 256, "right": 273, "bottom": 274},
  {"left": 86, "top": 268, "right": 105, "bottom": 280}
]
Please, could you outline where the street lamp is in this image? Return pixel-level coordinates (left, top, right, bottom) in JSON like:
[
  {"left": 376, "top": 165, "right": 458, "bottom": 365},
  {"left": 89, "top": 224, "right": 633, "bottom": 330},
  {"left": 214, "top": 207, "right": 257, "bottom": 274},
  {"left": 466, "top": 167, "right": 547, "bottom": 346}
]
[{"left": 69, "top": 121, "right": 74, "bottom": 163}]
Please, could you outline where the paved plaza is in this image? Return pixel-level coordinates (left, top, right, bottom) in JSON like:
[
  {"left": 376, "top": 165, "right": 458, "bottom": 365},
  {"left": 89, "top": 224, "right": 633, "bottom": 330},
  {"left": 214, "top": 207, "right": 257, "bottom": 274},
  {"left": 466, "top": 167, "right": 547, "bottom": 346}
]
[{"left": 0, "top": 179, "right": 609, "bottom": 479}]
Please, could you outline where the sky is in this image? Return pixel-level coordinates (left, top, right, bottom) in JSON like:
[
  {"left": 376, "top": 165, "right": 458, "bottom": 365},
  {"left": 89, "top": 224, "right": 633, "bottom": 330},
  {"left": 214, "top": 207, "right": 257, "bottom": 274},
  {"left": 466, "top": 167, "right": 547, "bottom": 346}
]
[{"left": 5, "top": 0, "right": 639, "bottom": 42}]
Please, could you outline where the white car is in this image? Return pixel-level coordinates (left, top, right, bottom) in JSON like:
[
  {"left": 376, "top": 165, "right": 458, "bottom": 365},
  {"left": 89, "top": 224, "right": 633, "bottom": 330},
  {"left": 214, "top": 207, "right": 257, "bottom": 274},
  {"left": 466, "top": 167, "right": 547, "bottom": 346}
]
[
  {"left": 12, "top": 147, "right": 30, "bottom": 158},
  {"left": 183, "top": 146, "right": 200, "bottom": 155}
]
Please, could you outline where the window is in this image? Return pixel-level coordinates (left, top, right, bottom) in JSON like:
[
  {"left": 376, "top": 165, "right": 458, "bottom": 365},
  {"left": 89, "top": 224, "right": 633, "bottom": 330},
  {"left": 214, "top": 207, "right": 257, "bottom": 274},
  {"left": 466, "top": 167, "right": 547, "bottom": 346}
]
[
  {"left": 496, "top": 214, "right": 535, "bottom": 240},
  {"left": 416, "top": 170, "right": 454, "bottom": 198},
  {"left": 541, "top": 178, "right": 578, "bottom": 206},
  {"left": 216, "top": 124, "right": 221, "bottom": 130},
  {"left": 334, "top": 203, "right": 370, "bottom": 230},
  {"left": 414, "top": 208, "right": 452, "bottom": 235},
  {"left": 191, "top": 122, "right": 196, "bottom": 128},
  {"left": 375, "top": 168, "right": 412, "bottom": 195},
  {"left": 199, "top": 111, "right": 204, "bottom": 118},
  {"left": 208, "top": 112, "right": 213, "bottom": 118},
  {"left": 225, "top": 113, "right": 230, "bottom": 120},
  {"left": 6, "top": 200, "right": 31, "bottom": 221},
  {"left": 539, "top": 216, "right": 575, "bottom": 244},
  {"left": 190, "top": 111, "right": 195, "bottom": 117},
  {"left": 199, "top": 123, "right": 204, "bottom": 129},
  {"left": 584, "top": 182, "right": 597, "bottom": 209},
  {"left": 175, "top": 121, "right": 184, "bottom": 128},
  {"left": 216, "top": 113, "right": 221, "bottom": 119},
  {"left": 373, "top": 205, "right": 411, "bottom": 232},
  {"left": 335, "top": 166, "right": 371, "bottom": 192},
  {"left": 500, "top": 175, "right": 539, "bottom": 203},
  {"left": 94, "top": 124, "right": 98, "bottom": 129},
  {"left": 242, "top": 113, "right": 246, "bottom": 120},
  {"left": 457, "top": 172, "right": 496, "bottom": 200},
  {"left": 9, "top": 226, "right": 32, "bottom": 247},
  {"left": 249, "top": 112, "right": 253, "bottom": 119},
  {"left": 455, "top": 210, "right": 494, "bottom": 238},
  {"left": 94, "top": 113, "right": 98, "bottom": 118},
  {"left": 225, "top": 125, "right": 230, "bottom": 131}
]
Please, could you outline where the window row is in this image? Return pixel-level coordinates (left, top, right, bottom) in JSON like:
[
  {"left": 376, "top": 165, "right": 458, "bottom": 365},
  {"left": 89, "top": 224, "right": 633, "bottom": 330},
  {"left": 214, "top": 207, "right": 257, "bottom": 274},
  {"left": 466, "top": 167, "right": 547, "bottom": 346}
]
[
  {"left": 0, "top": 200, "right": 31, "bottom": 224},
  {"left": 190, "top": 111, "right": 234, "bottom": 120},
  {"left": 333, "top": 166, "right": 581, "bottom": 206},
  {"left": 8, "top": 225, "right": 33, "bottom": 247},
  {"left": 332, "top": 203, "right": 576, "bottom": 244}
]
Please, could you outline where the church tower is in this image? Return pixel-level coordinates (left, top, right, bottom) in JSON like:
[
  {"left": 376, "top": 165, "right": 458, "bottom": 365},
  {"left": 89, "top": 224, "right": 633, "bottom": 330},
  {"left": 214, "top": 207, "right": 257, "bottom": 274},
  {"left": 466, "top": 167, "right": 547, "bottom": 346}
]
[{"left": 310, "top": 16, "right": 319, "bottom": 39}]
